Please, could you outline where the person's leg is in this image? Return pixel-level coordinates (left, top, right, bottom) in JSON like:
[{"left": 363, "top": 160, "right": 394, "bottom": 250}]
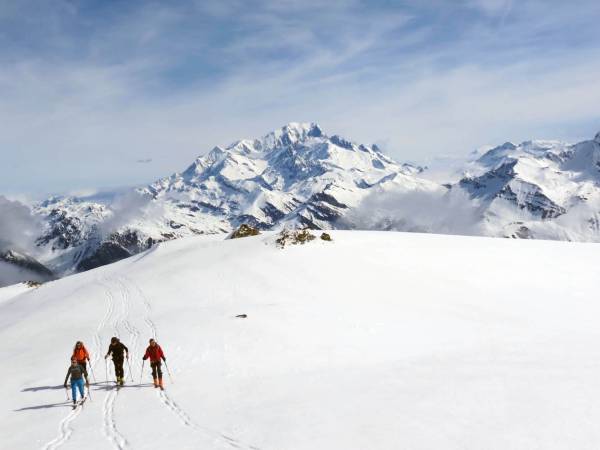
[
  {"left": 77, "top": 379, "right": 85, "bottom": 399},
  {"left": 71, "top": 381, "right": 76, "bottom": 402},
  {"left": 114, "top": 359, "right": 123, "bottom": 381},
  {"left": 157, "top": 362, "right": 163, "bottom": 388},
  {"left": 116, "top": 359, "right": 124, "bottom": 384},
  {"left": 151, "top": 362, "right": 158, "bottom": 386}
]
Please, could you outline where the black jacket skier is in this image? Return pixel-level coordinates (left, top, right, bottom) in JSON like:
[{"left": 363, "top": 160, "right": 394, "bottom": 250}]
[{"left": 104, "top": 337, "right": 129, "bottom": 385}]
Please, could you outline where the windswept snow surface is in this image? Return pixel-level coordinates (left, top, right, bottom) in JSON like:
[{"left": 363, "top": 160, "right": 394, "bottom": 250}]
[
  {"left": 0, "top": 282, "right": 34, "bottom": 305},
  {"left": 2, "top": 231, "right": 600, "bottom": 449}
]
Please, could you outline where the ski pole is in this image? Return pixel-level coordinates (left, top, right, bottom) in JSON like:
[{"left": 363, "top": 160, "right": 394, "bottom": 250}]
[
  {"left": 105, "top": 359, "right": 109, "bottom": 385},
  {"left": 65, "top": 386, "right": 70, "bottom": 401},
  {"left": 88, "top": 359, "right": 97, "bottom": 382},
  {"left": 139, "top": 360, "right": 145, "bottom": 385},
  {"left": 127, "top": 357, "right": 134, "bottom": 382},
  {"left": 86, "top": 381, "right": 93, "bottom": 402},
  {"left": 164, "top": 360, "right": 174, "bottom": 384}
]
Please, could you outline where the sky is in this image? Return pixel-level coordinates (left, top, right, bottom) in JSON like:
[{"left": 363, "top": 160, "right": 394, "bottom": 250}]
[{"left": 1, "top": 0, "right": 600, "bottom": 198}]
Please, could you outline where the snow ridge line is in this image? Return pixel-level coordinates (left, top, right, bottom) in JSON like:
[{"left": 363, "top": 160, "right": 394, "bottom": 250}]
[{"left": 120, "top": 276, "right": 261, "bottom": 450}]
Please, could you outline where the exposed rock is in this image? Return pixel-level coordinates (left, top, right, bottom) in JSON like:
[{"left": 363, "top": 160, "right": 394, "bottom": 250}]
[
  {"left": 276, "top": 228, "right": 317, "bottom": 248},
  {"left": 320, "top": 232, "right": 332, "bottom": 241},
  {"left": 229, "top": 224, "right": 260, "bottom": 239},
  {"left": 76, "top": 242, "right": 132, "bottom": 272}
]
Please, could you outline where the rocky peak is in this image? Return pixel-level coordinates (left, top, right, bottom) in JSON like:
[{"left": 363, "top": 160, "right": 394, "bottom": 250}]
[
  {"left": 182, "top": 146, "right": 226, "bottom": 178},
  {"left": 261, "top": 122, "right": 324, "bottom": 149}
]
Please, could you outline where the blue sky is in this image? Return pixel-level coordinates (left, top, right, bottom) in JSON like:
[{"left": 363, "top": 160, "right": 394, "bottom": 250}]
[{"left": 1, "top": 0, "right": 600, "bottom": 197}]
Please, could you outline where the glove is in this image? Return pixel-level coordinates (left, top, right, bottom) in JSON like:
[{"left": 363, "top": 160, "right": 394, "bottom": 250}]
[
  {"left": 86, "top": 381, "right": 90, "bottom": 387},
  {"left": 162, "top": 357, "right": 166, "bottom": 362},
  {"left": 64, "top": 383, "right": 67, "bottom": 388}
]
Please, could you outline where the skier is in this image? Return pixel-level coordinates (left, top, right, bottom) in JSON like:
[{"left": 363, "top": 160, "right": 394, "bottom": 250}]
[
  {"left": 72, "top": 341, "right": 90, "bottom": 371},
  {"left": 64, "top": 358, "right": 89, "bottom": 407},
  {"left": 104, "top": 337, "right": 129, "bottom": 386},
  {"left": 142, "top": 338, "right": 166, "bottom": 389}
]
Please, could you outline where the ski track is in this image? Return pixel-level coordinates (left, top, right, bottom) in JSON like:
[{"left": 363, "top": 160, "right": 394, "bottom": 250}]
[
  {"left": 41, "top": 405, "right": 83, "bottom": 450},
  {"left": 103, "top": 389, "right": 128, "bottom": 450},
  {"left": 39, "top": 278, "right": 114, "bottom": 450},
  {"left": 115, "top": 278, "right": 140, "bottom": 384},
  {"left": 157, "top": 389, "right": 252, "bottom": 449},
  {"left": 99, "top": 276, "right": 131, "bottom": 450},
  {"left": 40, "top": 273, "right": 261, "bottom": 450},
  {"left": 121, "top": 275, "right": 261, "bottom": 450}
]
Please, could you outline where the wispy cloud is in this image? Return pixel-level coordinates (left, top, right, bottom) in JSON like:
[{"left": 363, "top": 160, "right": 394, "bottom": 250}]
[
  {"left": 0, "top": 196, "right": 41, "bottom": 253},
  {"left": 0, "top": 0, "right": 599, "bottom": 196},
  {"left": 346, "top": 187, "right": 485, "bottom": 236}
]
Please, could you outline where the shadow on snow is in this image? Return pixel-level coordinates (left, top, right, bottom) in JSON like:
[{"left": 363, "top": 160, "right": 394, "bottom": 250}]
[{"left": 14, "top": 401, "right": 71, "bottom": 411}]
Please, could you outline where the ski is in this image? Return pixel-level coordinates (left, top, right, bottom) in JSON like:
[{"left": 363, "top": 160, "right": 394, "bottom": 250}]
[{"left": 72, "top": 397, "right": 87, "bottom": 409}]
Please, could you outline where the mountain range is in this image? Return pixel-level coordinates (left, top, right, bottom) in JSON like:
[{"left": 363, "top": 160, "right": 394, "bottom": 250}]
[{"left": 2, "top": 122, "right": 600, "bottom": 284}]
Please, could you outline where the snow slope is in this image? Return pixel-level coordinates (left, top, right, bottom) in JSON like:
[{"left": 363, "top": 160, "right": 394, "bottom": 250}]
[
  {"left": 0, "top": 282, "right": 34, "bottom": 304},
  {"left": 2, "top": 231, "right": 600, "bottom": 449}
]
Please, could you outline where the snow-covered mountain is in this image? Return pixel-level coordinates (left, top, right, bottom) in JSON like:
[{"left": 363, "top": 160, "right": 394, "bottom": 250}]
[
  {"left": 142, "top": 122, "right": 430, "bottom": 231},
  {"left": 0, "top": 248, "right": 55, "bottom": 287},
  {"left": 3, "top": 231, "right": 600, "bottom": 449},
  {"left": 32, "top": 122, "right": 437, "bottom": 274},
  {"left": 456, "top": 131, "right": 600, "bottom": 240},
  {"left": 13, "top": 124, "right": 600, "bottom": 277}
]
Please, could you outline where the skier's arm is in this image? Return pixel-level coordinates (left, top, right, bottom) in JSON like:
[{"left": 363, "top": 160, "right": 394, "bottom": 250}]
[
  {"left": 160, "top": 346, "right": 166, "bottom": 361},
  {"left": 64, "top": 368, "right": 71, "bottom": 387},
  {"left": 142, "top": 347, "right": 149, "bottom": 360},
  {"left": 123, "top": 343, "right": 129, "bottom": 358},
  {"left": 105, "top": 346, "right": 111, "bottom": 359},
  {"left": 83, "top": 366, "right": 89, "bottom": 385}
]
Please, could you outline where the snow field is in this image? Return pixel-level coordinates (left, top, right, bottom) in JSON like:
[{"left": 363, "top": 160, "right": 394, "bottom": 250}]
[{"left": 2, "top": 231, "right": 600, "bottom": 449}]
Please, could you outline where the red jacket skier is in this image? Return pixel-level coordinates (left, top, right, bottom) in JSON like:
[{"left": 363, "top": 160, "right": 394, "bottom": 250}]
[{"left": 142, "top": 338, "right": 166, "bottom": 389}]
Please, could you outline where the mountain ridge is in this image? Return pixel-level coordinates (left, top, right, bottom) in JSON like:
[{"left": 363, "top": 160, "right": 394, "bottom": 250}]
[
  {"left": 28, "top": 122, "right": 437, "bottom": 277},
  {"left": 3, "top": 123, "right": 600, "bottom": 282}
]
